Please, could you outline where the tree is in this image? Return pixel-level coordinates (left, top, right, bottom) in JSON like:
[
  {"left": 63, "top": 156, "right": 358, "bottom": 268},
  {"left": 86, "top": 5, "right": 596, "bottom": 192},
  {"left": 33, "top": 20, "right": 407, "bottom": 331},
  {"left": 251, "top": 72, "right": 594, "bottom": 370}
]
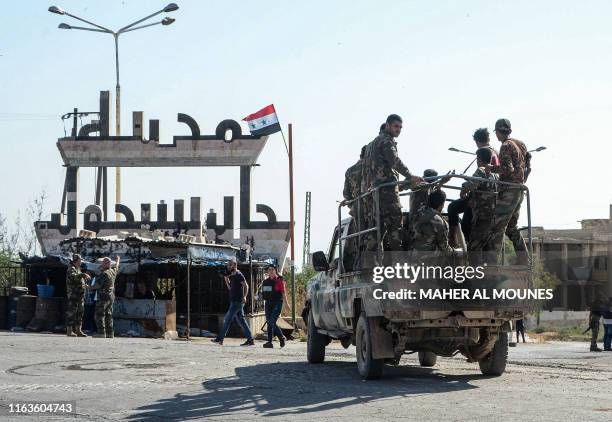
[{"left": 532, "top": 258, "right": 561, "bottom": 325}]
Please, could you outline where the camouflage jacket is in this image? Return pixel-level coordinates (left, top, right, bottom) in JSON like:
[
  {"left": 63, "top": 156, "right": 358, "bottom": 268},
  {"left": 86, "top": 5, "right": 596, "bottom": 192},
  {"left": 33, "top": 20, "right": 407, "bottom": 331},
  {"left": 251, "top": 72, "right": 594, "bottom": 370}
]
[
  {"left": 412, "top": 206, "right": 452, "bottom": 252},
  {"left": 463, "top": 167, "right": 498, "bottom": 220},
  {"left": 90, "top": 267, "right": 117, "bottom": 300},
  {"left": 343, "top": 159, "right": 363, "bottom": 202},
  {"left": 409, "top": 184, "right": 431, "bottom": 215},
  {"left": 362, "top": 132, "right": 412, "bottom": 190},
  {"left": 491, "top": 138, "right": 530, "bottom": 186},
  {"left": 66, "top": 265, "right": 86, "bottom": 299}
]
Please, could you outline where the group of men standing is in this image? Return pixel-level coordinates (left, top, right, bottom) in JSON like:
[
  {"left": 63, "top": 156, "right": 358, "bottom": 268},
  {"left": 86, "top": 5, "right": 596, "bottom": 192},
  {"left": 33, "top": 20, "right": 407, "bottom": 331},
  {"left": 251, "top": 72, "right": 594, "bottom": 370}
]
[
  {"left": 65, "top": 254, "right": 119, "bottom": 338},
  {"left": 342, "top": 114, "right": 531, "bottom": 266}
]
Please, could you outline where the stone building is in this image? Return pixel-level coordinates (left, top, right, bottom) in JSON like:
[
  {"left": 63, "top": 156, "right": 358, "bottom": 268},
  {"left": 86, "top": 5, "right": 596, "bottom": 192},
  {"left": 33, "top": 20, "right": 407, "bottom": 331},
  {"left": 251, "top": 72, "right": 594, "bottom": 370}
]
[{"left": 532, "top": 205, "right": 612, "bottom": 311}]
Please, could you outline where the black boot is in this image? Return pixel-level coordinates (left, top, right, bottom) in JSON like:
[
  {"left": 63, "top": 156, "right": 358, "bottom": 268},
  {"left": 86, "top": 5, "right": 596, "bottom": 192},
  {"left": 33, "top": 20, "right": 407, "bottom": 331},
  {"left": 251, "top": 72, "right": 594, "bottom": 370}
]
[
  {"left": 262, "top": 341, "right": 273, "bottom": 348},
  {"left": 240, "top": 339, "right": 254, "bottom": 346}
]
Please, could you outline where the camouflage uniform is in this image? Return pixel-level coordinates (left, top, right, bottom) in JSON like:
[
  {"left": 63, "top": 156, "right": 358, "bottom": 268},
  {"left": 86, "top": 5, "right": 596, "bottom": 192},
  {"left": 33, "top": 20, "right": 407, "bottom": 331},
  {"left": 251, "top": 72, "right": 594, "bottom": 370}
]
[
  {"left": 407, "top": 185, "right": 435, "bottom": 249},
  {"left": 91, "top": 267, "right": 117, "bottom": 337},
  {"left": 361, "top": 132, "right": 412, "bottom": 251},
  {"left": 465, "top": 167, "right": 498, "bottom": 252},
  {"left": 343, "top": 159, "right": 364, "bottom": 218},
  {"left": 589, "top": 311, "right": 602, "bottom": 351},
  {"left": 65, "top": 264, "right": 86, "bottom": 331},
  {"left": 488, "top": 138, "right": 529, "bottom": 262},
  {"left": 343, "top": 159, "right": 364, "bottom": 270},
  {"left": 412, "top": 205, "right": 452, "bottom": 252}
]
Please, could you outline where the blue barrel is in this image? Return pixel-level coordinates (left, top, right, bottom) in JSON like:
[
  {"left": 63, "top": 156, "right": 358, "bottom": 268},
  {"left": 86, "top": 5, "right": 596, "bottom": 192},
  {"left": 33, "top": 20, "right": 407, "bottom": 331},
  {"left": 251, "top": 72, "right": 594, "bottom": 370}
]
[{"left": 37, "top": 285, "right": 55, "bottom": 299}]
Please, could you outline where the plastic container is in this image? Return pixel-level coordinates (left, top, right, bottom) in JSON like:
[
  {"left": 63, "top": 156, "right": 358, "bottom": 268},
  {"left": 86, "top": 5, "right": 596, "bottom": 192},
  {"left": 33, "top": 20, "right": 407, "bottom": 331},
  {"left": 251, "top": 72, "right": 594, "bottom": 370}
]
[{"left": 37, "top": 284, "right": 55, "bottom": 299}]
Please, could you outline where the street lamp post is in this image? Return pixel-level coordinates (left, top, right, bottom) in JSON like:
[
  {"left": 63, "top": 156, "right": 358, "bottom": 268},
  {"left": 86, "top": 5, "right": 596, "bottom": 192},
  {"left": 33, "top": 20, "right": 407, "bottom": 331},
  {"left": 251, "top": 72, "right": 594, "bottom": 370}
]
[{"left": 49, "top": 4, "right": 178, "bottom": 220}]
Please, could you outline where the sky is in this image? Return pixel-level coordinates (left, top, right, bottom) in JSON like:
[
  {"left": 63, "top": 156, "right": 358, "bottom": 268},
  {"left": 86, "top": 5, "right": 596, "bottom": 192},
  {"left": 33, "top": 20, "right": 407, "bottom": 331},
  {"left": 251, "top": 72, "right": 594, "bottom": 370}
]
[{"left": 1, "top": 0, "right": 612, "bottom": 266}]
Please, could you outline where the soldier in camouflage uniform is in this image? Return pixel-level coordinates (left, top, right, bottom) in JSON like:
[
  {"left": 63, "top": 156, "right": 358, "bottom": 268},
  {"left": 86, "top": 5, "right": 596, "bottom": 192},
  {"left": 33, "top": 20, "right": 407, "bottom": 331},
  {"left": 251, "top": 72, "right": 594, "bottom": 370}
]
[
  {"left": 464, "top": 148, "right": 498, "bottom": 253},
  {"left": 361, "top": 114, "right": 423, "bottom": 251},
  {"left": 88, "top": 255, "right": 120, "bottom": 338},
  {"left": 407, "top": 169, "right": 440, "bottom": 247},
  {"left": 486, "top": 119, "right": 531, "bottom": 264},
  {"left": 412, "top": 189, "right": 452, "bottom": 252},
  {"left": 65, "top": 254, "right": 90, "bottom": 337},
  {"left": 341, "top": 146, "right": 366, "bottom": 270}
]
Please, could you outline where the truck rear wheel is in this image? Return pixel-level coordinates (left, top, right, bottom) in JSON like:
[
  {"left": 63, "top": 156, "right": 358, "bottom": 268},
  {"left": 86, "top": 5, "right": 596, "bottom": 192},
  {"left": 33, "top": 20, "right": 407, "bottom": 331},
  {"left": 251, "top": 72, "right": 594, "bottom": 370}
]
[
  {"left": 307, "top": 310, "right": 326, "bottom": 364},
  {"left": 418, "top": 350, "right": 437, "bottom": 367},
  {"left": 478, "top": 332, "right": 508, "bottom": 376},
  {"left": 356, "top": 313, "right": 384, "bottom": 380}
]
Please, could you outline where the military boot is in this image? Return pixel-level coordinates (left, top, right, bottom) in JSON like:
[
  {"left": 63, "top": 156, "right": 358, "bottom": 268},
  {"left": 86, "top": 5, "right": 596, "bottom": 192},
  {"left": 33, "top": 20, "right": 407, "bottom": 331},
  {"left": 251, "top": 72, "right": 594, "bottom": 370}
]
[
  {"left": 74, "top": 327, "right": 88, "bottom": 337},
  {"left": 590, "top": 344, "right": 602, "bottom": 352},
  {"left": 66, "top": 327, "right": 77, "bottom": 337}
]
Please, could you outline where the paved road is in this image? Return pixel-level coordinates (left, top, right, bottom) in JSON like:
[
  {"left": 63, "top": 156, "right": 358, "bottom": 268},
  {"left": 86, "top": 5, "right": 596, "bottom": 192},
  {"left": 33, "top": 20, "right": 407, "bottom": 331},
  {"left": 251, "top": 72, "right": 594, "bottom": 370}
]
[{"left": 1, "top": 332, "right": 611, "bottom": 421}]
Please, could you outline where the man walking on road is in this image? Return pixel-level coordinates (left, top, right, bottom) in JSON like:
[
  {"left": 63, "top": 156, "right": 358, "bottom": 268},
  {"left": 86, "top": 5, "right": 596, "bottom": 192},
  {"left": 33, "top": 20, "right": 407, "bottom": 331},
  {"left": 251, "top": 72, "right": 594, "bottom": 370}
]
[{"left": 212, "top": 259, "right": 255, "bottom": 346}]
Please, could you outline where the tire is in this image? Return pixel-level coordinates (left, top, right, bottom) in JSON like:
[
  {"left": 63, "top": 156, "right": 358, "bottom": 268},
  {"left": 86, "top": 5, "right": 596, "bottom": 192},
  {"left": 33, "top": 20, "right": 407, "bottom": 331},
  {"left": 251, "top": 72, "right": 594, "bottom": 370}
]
[
  {"left": 355, "top": 313, "right": 384, "bottom": 380},
  {"left": 418, "top": 350, "right": 437, "bottom": 367},
  {"left": 307, "top": 311, "right": 326, "bottom": 364},
  {"left": 478, "top": 332, "right": 508, "bottom": 376}
]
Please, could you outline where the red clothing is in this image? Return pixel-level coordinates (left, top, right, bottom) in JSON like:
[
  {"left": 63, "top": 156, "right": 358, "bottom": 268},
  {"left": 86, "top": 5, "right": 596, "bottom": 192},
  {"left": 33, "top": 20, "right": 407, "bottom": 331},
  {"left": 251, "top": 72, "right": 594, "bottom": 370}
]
[{"left": 273, "top": 276, "right": 286, "bottom": 293}]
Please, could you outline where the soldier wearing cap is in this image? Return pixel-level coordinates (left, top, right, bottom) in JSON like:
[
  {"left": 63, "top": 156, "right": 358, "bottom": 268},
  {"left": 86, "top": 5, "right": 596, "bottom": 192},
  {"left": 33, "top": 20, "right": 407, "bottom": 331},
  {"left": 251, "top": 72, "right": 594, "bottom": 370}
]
[
  {"left": 412, "top": 189, "right": 453, "bottom": 252},
  {"left": 361, "top": 114, "right": 423, "bottom": 251},
  {"left": 65, "top": 254, "right": 90, "bottom": 337},
  {"left": 87, "top": 255, "right": 120, "bottom": 338},
  {"left": 485, "top": 118, "right": 531, "bottom": 263}
]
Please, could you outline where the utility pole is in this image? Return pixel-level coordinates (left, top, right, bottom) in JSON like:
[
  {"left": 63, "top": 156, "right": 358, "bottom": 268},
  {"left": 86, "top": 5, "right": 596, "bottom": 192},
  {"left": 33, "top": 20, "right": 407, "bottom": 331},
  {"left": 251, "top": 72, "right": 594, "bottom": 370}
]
[
  {"left": 288, "top": 124, "right": 296, "bottom": 326},
  {"left": 302, "top": 191, "right": 311, "bottom": 269}
]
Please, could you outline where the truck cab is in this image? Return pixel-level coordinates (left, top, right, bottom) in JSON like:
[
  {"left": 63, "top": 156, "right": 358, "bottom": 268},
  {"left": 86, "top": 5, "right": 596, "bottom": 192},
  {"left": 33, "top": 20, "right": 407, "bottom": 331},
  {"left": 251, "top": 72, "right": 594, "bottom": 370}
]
[{"left": 304, "top": 175, "right": 535, "bottom": 379}]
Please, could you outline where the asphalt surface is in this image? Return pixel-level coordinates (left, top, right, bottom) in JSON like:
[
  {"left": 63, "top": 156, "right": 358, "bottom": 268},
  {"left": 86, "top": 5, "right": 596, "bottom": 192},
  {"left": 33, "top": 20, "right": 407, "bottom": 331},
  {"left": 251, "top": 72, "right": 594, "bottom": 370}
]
[{"left": 0, "top": 331, "right": 611, "bottom": 421}]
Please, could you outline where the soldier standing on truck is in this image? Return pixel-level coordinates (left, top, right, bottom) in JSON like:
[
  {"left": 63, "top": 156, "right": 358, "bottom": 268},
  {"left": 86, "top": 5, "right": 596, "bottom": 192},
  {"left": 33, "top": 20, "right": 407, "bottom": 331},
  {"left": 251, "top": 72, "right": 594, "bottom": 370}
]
[
  {"left": 463, "top": 148, "right": 498, "bottom": 253},
  {"left": 362, "top": 114, "right": 423, "bottom": 251},
  {"left": 341, "top": 145, "right": 366, "bottom": 218},
  {"left": 412, "top": 189, "right": 452, "bottom": 252},
  {"left": 485, "top": 119, "right": 531, "bottom": 264},
  {"left": 65, "top": 254, "right": 90, "bottom": 337}
]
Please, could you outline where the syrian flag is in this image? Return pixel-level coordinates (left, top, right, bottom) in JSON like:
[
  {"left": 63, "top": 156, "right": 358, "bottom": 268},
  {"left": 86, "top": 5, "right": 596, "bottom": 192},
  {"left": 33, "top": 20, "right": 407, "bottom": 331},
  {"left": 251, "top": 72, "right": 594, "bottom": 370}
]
[{"left": 242, "top": 104, "right": 281, "bottom": 136}]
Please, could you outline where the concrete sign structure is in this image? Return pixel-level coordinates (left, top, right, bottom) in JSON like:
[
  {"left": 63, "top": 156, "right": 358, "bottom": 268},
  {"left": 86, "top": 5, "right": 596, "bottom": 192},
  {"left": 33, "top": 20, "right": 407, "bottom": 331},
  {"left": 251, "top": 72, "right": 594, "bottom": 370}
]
[{"left": 35, "top": 91, "right": 290, "bottom": 267}]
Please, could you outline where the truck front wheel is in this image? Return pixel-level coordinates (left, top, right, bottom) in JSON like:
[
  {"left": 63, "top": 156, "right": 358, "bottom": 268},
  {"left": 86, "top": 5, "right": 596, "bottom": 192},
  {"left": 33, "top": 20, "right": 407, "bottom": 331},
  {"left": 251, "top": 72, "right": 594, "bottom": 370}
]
[
  {"left": 356, "top": 313, "right": 384, "bottom": 380},
  {"left": 478, "top": 332, "right": 508, "bottom": 376},
  {"left": 418, "top": 351, "right": 437, "bottom": 367},
  {"left": 307, "top": 310, "right": 327, "bottom": 364}
]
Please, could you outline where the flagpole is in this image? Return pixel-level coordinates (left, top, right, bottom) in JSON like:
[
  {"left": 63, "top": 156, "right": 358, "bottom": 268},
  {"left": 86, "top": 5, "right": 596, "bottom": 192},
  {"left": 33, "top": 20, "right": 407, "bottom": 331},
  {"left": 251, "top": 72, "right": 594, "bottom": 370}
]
[{"left": 288, "top": 123, "right": 296, "bottom": 327}]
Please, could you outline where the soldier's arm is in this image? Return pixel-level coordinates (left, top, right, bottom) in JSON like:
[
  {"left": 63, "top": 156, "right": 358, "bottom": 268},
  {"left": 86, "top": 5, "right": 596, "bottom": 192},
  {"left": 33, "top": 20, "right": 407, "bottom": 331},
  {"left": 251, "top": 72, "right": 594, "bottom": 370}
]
[
  {"left": 382, "top": 140, "right": 412, "bottom": 179},
  {"left": 435, "top": 218, "right": 453, "bottom": 252},
  {"left": 490, "top": 142, "right": 514, "bottom": 179},
  {"left": 88, "top": 274, "right": 105, "bottom": 290}
]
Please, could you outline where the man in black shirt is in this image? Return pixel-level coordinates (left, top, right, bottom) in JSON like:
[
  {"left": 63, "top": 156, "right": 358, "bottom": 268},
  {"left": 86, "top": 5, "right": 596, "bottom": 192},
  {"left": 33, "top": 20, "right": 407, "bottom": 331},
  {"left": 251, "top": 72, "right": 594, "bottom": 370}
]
[{"left": 212, "top": 259, "right": 254, "bottom": 346}]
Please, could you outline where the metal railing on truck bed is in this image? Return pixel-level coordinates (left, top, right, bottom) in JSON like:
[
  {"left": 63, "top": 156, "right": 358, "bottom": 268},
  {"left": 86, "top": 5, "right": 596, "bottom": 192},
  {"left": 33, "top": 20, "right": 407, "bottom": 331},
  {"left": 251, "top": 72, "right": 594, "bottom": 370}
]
[{"left": 337, "top": 174, "right": 533, "bottom": 274}]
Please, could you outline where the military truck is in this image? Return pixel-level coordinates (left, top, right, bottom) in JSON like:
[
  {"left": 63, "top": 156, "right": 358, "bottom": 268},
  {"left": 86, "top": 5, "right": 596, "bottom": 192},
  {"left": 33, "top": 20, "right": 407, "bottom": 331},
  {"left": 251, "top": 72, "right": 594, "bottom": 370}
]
[{"left": 303, "top": 176, "right": 534, "bottom": 379}]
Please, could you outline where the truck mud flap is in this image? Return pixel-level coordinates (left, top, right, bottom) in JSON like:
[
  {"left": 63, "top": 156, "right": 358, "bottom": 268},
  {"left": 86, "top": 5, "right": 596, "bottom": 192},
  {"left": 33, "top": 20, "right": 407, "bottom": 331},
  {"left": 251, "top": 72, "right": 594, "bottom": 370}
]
[{"left": 368, "top": 316, "right": 394, "bottom": 359}]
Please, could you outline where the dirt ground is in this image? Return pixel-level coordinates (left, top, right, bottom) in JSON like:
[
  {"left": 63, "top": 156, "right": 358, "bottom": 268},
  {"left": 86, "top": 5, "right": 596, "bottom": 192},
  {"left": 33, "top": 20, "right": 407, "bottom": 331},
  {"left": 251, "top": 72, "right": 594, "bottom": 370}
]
[{"left": 1, "top": 331, "right": 611, "bottom": 421}]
